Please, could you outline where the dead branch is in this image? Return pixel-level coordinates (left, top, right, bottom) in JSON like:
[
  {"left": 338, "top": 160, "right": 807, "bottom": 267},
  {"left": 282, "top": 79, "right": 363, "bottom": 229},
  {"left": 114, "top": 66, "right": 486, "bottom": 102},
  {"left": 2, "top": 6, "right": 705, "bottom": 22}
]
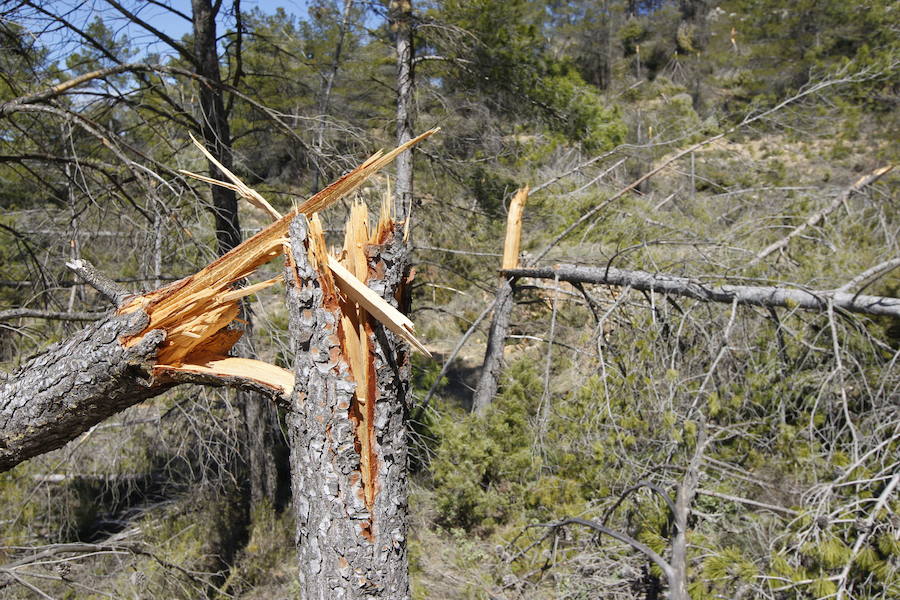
[
  {"left": 748, "top": 165, "right": 893, "bottom": 267},
  {"left": 531, "top": 518, "right": 675, "bottom": 585},
  {"left": 66, "top": 258, "right": 131, "bottom": 307},
  {"left": 836, "top": 256, "right": 900, "bottom": 293},
  {"left": 503, "top": 264, "right": 900, "bottom": 318},
  {"left": 0, "top": 309, "right": 105, "bottom": 322},
  {"left": 835, "top": 470, "right": 900, "bottom": 600}
]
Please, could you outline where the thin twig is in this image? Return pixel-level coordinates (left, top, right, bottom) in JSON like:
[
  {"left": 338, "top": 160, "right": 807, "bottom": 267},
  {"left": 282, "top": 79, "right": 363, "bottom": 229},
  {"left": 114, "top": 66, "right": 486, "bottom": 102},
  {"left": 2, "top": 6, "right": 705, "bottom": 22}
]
[{"left": 0, "top": 309, "right": 106, "bottom": 322}]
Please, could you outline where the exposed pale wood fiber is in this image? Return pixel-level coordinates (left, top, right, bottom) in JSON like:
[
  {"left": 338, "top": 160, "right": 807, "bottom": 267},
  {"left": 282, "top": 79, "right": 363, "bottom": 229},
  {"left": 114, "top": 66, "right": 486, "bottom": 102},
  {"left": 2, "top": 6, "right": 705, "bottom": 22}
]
[{"left": 501, "top": 186, "right": 529, "bottom": 270}]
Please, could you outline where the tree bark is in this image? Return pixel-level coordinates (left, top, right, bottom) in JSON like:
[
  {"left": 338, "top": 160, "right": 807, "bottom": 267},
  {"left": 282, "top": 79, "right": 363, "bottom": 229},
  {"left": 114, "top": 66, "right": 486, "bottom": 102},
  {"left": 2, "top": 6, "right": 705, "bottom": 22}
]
[
  {"left": 472, "top": 279, "right": 514, "bottom": 413},
  {"left": 0, "top": 305, "right": 291, "bottom": 474},
  {"left": 0, "top": 311, "right": 166, "bottom": 472},
  {"left": 503, "top": 264, "right": 900, "bottom": 318},
  {"left": 286, "top": 215, "right": 411, "bottom": 599},
  {"left": 389, "top": 0, "right": 414, "bottom": 224}
]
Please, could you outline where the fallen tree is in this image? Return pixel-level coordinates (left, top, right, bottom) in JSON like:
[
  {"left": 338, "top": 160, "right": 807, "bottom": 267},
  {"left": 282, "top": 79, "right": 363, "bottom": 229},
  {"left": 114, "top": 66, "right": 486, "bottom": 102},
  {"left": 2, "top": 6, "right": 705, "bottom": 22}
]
[
  {"left": 0, "top": 130, "right": 437, "bottom": 473},
  {"left": 502, "top": 264, "right": 900, "bottom": 318}
]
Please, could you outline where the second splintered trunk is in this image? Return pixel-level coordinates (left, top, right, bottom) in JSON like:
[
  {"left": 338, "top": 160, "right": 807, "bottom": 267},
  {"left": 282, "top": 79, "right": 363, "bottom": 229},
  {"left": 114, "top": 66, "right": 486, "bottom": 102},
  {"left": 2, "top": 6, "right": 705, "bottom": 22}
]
[{"left": 286, "top": 208, "right": 411, "bottom": 599}]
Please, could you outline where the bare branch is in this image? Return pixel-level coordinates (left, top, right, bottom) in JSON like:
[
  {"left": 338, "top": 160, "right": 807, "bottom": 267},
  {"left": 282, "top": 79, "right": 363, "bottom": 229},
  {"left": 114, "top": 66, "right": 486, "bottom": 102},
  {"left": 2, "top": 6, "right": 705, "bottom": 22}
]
[
  {"left": 748, "top": 165, "right": 893, "bottom": 267},
  {"left": 412, "top": 54, "right": 473, "bottom": 66},
  {"left": 503, "top": 264, "right": 900, "bottom": 318},
  {"left": 0, "top": 64, "right": 154, "bottom": 112},
  {"left": 104, "top": 0, "right": 196, "bottom": 65},
  {"left": 836, "top": 471, "right": 900, "bottom": 599},
  {"left": 531, "top": 517, "right": 675, "bottom": 582},
  {"left": 66, "top": 259, "right": 131, "bottom": 307},
  {"left": 837, "top": 256, "right": 900, "bottom": 293}
]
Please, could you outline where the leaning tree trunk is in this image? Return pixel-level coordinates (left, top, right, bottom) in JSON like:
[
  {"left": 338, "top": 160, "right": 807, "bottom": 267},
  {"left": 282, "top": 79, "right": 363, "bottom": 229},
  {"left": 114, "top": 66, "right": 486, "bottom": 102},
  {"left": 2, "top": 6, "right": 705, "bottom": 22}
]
[
  {"left": 286, "top": 215, "right": 411, "bottom": 599},
  {"left": 472, "top": 186, "right": 528, "bottom": 413},
  {"left": 472, "top": 280, "right": 514, "bottom": 413}
]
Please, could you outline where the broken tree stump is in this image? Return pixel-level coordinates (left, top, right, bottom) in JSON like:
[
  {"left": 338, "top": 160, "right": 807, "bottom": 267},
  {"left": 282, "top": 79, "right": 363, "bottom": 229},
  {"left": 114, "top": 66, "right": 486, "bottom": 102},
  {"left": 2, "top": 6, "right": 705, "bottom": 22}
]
[
  {"left": 473, "top": 186, "right": 529, "bottom": 413},
  {"left": 286, "top": 201, "right": 412, "bottom": 599}
]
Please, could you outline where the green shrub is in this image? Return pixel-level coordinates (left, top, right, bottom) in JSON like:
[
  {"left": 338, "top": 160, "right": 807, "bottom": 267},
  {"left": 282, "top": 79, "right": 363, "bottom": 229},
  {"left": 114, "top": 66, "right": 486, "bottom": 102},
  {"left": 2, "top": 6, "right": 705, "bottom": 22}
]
[{"left": 430, "top": 360, "right": 541, "bottom": 530}]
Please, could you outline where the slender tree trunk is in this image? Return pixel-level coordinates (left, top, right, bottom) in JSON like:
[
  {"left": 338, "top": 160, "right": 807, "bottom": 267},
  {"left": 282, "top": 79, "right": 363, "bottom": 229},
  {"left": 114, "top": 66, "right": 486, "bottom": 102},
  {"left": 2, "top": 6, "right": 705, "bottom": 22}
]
[
  {"left": 192, "top": 0, "right": 240, "bottom": 255},
  {"left": 603, "top": 0, "right": 613, "bottom": 89},
  {"left": 286, "top": 216, "right": 411, "bottom": 599},
  {"left": 472, "top": 280, "right": 514, "bottom": 413},
  {"left": 241, "top": 333, "right": 281, "bottom": 507},
  {"left": 192, "top": 0, "right": 281, "bottom": 511},
  {"left": 312, "top": 0, "right": 355, "bottom": 193},
  {"left": 473, "top": 186, "right": 527, "bottom": 413},
  {"left": 191, "top": 0, "right": 266, "bottom": 579},
  {"left": 389, "top": 0, "right": 414, "bottom": 224}
]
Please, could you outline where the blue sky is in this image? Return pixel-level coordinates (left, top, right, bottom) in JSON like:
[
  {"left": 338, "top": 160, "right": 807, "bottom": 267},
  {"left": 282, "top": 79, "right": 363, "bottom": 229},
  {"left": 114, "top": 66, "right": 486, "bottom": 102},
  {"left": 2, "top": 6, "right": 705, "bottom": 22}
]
[{"left": 29, "top": 1, "right": 313, "bottom": 64}]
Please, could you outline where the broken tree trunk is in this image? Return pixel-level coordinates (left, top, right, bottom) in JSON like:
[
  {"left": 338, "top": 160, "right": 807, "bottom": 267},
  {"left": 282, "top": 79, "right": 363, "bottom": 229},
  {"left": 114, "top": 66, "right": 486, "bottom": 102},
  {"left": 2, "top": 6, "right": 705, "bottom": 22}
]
[
  {"left": 502, "top": 264, "right": 900, "bottom": 318},
  {"left": 0, "top": 130, "right": 437, "bottom": 474},
  {"left": 286, "top": 202, "right": 412, "bottom": 599},
  {"left": 472, "top": 186, "right": 528, "bottom": 414}
]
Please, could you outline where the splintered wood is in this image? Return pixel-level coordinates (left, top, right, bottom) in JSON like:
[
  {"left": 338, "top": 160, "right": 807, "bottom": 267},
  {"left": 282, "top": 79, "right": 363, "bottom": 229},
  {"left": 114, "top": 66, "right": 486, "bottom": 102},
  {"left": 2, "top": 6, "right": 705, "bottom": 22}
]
[
  {"left": 300, "top": 195, "right": 412, "bottom": 514},
  {"left": 337, "top": 202, "right": 380, "bottom": 511},
  {"left": 118, "top": 128, "right": 437, "bottom": 396},
  {"left": 289, "top": 194, "right": 410, "bottom": 515},
  {"left": 502, "top": 186, "right": 529, "bottom": 270}
]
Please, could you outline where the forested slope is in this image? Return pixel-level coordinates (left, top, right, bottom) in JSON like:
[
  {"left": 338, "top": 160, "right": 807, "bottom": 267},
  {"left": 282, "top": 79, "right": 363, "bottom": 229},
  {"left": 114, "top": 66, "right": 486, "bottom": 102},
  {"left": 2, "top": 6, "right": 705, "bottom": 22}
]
[{"left": 0, "top": 1, "right": 897, "bottom": 599}]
